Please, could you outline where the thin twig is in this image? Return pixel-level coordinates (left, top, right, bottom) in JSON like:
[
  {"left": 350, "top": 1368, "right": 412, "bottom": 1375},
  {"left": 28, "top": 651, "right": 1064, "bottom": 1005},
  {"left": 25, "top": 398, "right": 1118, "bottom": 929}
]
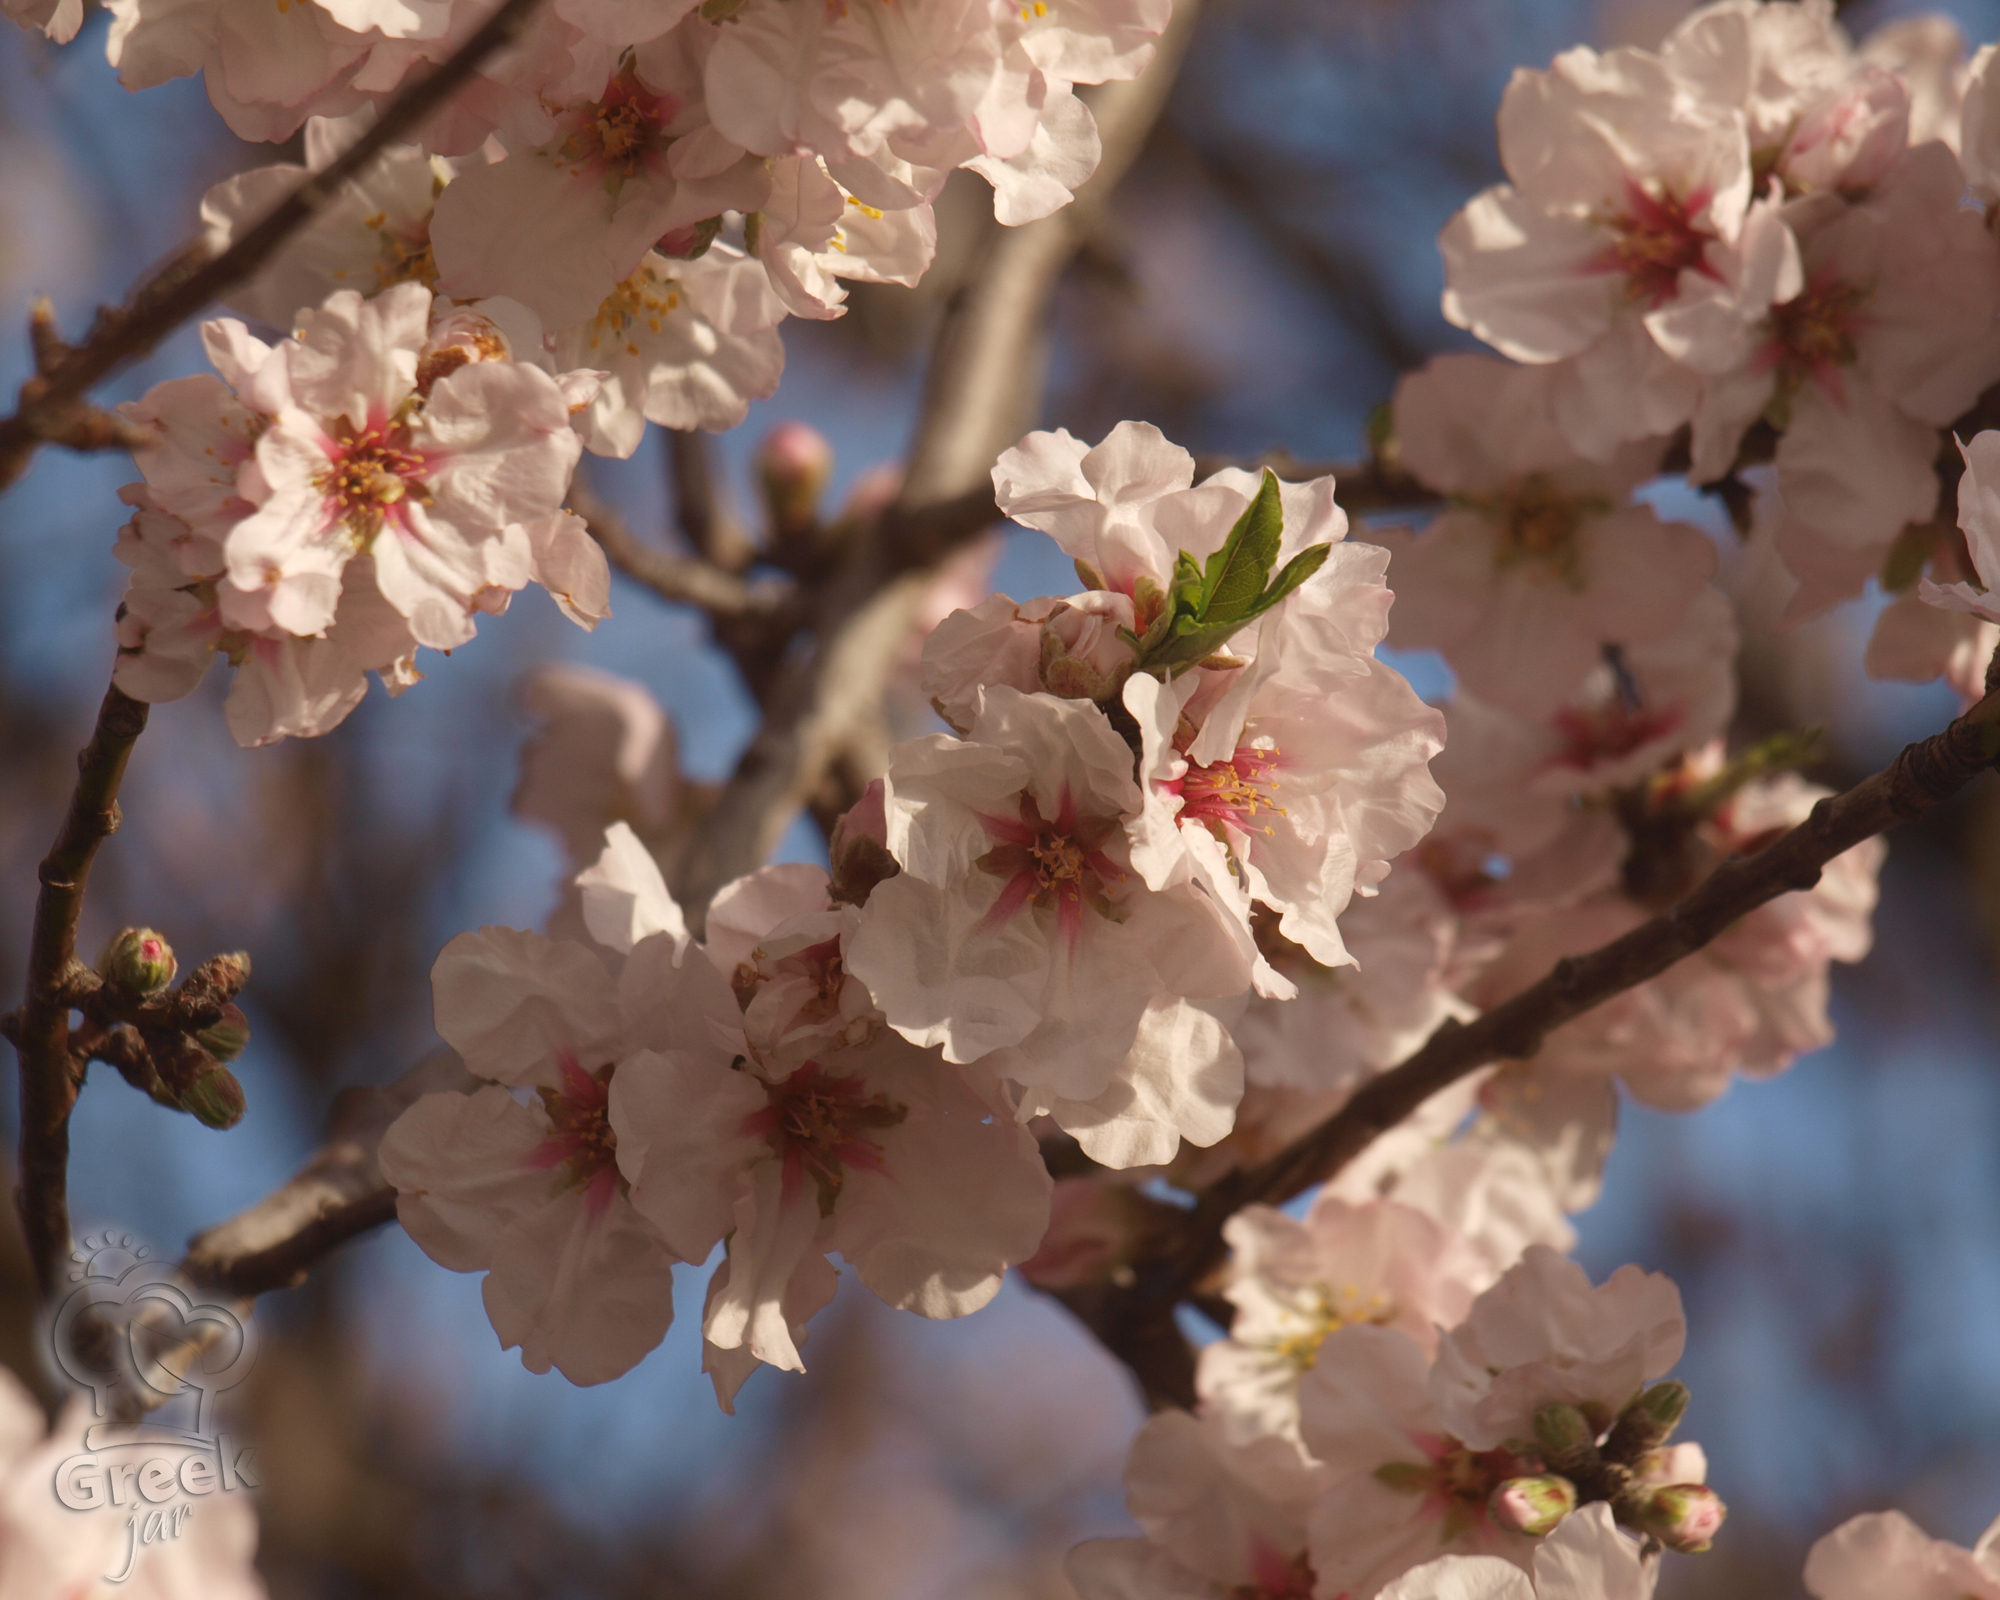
[
  {"left": 1063, "top": 688, "right": 2000, "bottom": 1407},
  {"left": 669, "top": 0, "right": 1206, "bottom": 917},
  {"left": 571, "top": 475, "right": 792, "bottom": 620},
  {"left": 11, "top": 685, "right": 149, "bottom": 1298},
  {"left": 0, "top": 0, "right": 551, "bottom": 494}
]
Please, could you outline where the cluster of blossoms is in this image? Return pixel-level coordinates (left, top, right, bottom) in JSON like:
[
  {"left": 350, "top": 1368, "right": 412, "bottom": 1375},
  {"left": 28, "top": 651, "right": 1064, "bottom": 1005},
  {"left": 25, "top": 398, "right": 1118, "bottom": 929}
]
[
  {"left": 111, "top": 281, "right": 606, "bottom": 743},
  {"left": 1438, "top": 0, "right": 2000, "bottom": 697},
  {"left": 4, "top": 0, "right": 1171, "bottom": 464},
  {"left": 27, "top": 0, "right": 2000, "bottom": 1586}
]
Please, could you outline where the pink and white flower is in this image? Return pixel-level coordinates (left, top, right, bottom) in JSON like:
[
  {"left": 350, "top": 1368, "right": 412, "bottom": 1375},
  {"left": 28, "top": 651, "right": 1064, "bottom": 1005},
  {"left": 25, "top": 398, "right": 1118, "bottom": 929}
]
[
  {"left": 1067, "top": 1410, "right": 1321, "bottom": 1600},
  {"left": 1440, "top": 40, "right": 1795, "bottom": 411},
  {"left": 430, "top": 28, "right": 769, "bottom": 330},
  {"left": 1377, "top": 355, "right": 1719, "bottom": 717},
  {"left": 122, "top": 282, "right": 598, "bottom": 657},
  {"left": 1428, "top": 1246, "right": 1686, "bottom": 1453},
  {"left": 1377, "top": 1504, "right": 1656, "bottom": 1600},
  {"left": 846, "top": 684, "right": 1253, "bottom": 1165},
  {"left": 1804, "top": 1507, "right": 2000, "bottom": 1600},
  {"left": 1196, "top": 1196, "right": 1486, "bottom": 1444},
  {"left": 377, "top": 910, "right": 733, "bottom": 1384},
  {"left": 1921, "top": 429, "right": 2000, "bottom": 627}
]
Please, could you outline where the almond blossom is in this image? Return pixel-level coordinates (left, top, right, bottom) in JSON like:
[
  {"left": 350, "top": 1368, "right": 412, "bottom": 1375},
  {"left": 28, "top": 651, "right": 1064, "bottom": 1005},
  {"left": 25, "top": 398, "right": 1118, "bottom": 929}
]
[
  {"left": 594, "top": 845, "right": 1053, "bottom": 1407},
  {"left": 1376, "top": 1505, "right": 1655, "bottom": 1600},
  {"left": 429, "top": 28, "right": 769, "bottom": 330},
  {"left": 1439, "top": 37, "right": 1798, "bottom": 459},
  {"left": 1428, "top": 1247, "right": 1686, "bottom": 1453},
  {"left": 376, "top": 910, "right": 732, "bottom": 1383},
  {"left": 1196, "top": 1196, "right": 1486, "bottom": 1445},
  {"left": 110, "top": 484, "right": 422, "bottom": 746},
  {"left": 1067, "top": 1410, "right": 1321, "bottom": 1600},
  {"left": 845, "top": 684, "right": 1253, "bottom": 1166},
  {"left": 1689, "top": 143, "right": 2000, "bottom": 600},
  {"left": 1804, "top": 1507, "right": 2000, "bottom": 1600},
  {"left": 1299, "top": 1323, "right": 1540, "bottom": 1598},
  {"left": 1377, "top": 355, "right": 1719, "bottom": 717},
  {"left": 123, "top": 282, "right": 603, "bottom": 660},
  {"left": 199, "top": 125, "right": 451, "bottom": 334},
  {"left": 0, "top": 1369, "right": 267, "bottom": 1598}
]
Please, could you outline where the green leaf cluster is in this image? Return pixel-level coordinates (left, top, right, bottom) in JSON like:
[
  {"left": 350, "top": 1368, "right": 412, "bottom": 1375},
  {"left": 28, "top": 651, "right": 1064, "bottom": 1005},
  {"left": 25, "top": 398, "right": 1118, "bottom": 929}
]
[{"left": 1123, "top": 470, "right": 1330, "bottom": 677}]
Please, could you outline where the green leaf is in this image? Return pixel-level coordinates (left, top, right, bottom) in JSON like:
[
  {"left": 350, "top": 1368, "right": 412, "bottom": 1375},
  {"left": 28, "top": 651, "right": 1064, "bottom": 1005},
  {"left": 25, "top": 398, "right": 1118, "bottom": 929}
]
[
  {"left": 1241, "top": 541, "right": 1331, "bottom": 621},
  {"left": 1197, "top": 469, "right": 1285, "bottom": 624}
]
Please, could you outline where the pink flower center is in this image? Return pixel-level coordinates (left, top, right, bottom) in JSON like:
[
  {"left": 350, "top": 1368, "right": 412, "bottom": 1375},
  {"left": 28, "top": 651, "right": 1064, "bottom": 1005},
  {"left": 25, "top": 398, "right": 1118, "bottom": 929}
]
[
  {"left": 558, "top": 66, "right": 677, "bottom": 181},
  {"left": 1376, "top": 1436, "right": 1532, "bottom": 1544},
  {"left": 973, "top": 788, "right": 1125, "bottom": 944},
  {"left": 743, "top": 1062, "right": 908, "bottom": 1216},
  {"left": 1232, "top": 1547, "right": 1316, "bottom": 1600},
  {"left": 1549, "top": 702, "right": 1685, "bottom": 772},
  {"left": 1590, "top": 181, "right": 1722, "bottom": 309},
  {"left": 1172, "top": 744, "right": 1286, "bottom": 837},
  {"left": 315, "top": 420, "right": 430, "bottom": 542},
  {"left": 525, "top": 1050, "right": 621, "bottom": 1217},
  {"left": 1764, "top": 275, "right": 1869, "bottom": 398}
]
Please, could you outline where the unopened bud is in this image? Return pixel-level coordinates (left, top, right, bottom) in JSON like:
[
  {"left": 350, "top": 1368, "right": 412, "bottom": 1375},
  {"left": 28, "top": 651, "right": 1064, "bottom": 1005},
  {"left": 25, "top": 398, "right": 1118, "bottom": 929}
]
[
  {"left": 1488, "top": 1475, "right": 1578, "bottom": 1538},
  {"left": 1607, "top": 1381, "right": 1690, "bottom": 1461},
  {"left": 195, "top": 1003, "right": 251, "bottom": 1063},
  {"left": 175, "top": 1063, "right": 246, "bottom": 1130},
  {"left": 657, "top": 215, "right": 722, "bottom": 260},
  {"left": 99, "top": 928, "right": 176, "bottom": 994},
  {"left": 1632, "top": 1483, "right": 1726, "bottom": 1553},
  {"left": 191, "top": 950, "right": 253, "bottom": 1003},
  {"left": 757, "top": 422, "right": 834, "bottom": 541},
  {"left": 1532, "top": 1402, "right": 1598, "bottom": 1462},
  {"left": 829, "top": 780, "right": 897, "bottom": 907}
]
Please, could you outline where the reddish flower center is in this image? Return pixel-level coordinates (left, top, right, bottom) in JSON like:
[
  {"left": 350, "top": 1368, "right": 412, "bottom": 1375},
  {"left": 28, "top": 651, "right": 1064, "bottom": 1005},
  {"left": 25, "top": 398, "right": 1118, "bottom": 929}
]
[
  {"left": 1376, "top": 1436, "right": 1532, "bottom": 1543},
  {"left": 525, "top": 1051, "right": 621, "bottom": 1217},
  {"left": 1230, "top": 1548, "right": 1316, "bottom": 1600},
  {"left": 316, "top": 420, "right": 429, "bottom": 542},
  {"left": 1173, "top": 744, "right": 1286, "bottom": 837},
  {"left": 1766, "top": 275, "right": 1869, "bottom": 396},
  {"left": 559, "top": 66, "right": 677, "bottom": 181},
  {"left": 1590, "top": 181, "right": 1722, "bottom": 308},
  {"left": 974, "top": 788, "right": 1125, "bottom": 943},
  {"left": 1466, "top": 474, "right": 1598, "bottom": 587},
  {"left": 1550, "top": 702, "right": 1685, "bottom": 772},
  {"left": 743, "top": 1062, "right": 908, "bottom": 1216}
]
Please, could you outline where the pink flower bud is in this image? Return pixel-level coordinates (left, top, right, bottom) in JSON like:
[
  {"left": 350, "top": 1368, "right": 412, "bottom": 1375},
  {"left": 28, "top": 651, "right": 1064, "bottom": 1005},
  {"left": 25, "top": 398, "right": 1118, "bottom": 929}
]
[
  {"left": 99, "top": 927, "right": 176, "bottom": 994},
  {"left": 1634, "top": 1483, "right": 1727, "bottom": 1553},
  {"left": 757, "top": 422, "right": 834, "bottom": 539},
  {"left": 1488, "top": 1475, "right": 1578, "bottom": 1537}
]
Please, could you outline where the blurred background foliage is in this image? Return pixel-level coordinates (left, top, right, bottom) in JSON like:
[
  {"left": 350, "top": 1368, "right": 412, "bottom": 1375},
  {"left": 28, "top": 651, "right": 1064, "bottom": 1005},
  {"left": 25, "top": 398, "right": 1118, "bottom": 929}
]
[{"left": 5, "top": 0, "right": 2000, "bottom": 1594}]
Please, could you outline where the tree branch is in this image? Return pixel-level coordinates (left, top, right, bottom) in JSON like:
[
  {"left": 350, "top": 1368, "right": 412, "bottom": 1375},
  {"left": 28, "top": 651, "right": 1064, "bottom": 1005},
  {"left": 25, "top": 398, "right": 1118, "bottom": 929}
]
[
  {"left": 571, "top": 474, "right": 793, "bottom": 621},
  {"left": 0, "top": 0, "right": 551, "bottom": 495},
  {"left": 10, "top": 685, "right": 150, "bottom": 1298},
  {"left": 1064, "top": 687, "right": 2000, "bottom": 1406},
  {"left": 669, "top": 0, "right": 1206, "bottom": 918}
]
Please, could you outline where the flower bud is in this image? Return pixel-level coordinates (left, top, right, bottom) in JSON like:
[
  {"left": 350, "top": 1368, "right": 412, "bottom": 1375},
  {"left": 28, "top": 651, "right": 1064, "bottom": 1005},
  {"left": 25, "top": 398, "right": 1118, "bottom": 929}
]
[
  {"left": 1632, "top": 1483, "right": 1726, "bottom": 1553},
  {"left": 99, "top": 928, "right": 176, "bottom": 994},
  {"left": 829, "top": 780, "right": 898, "bottom": 907},
  {"left": 657, "top": 215, "right": 722, "bottom": 260},
  {"left": 757, "top": 422, "right": 834, "bottom": 541},
  {"left": 1532, "top": 1402, "right": 1597, "bottom": 1460},
  {"left": 195, "top": 1003, "right": 251, "bottom": 1063},
  {"left": 175, "top": 1063, "right": 246, "bottom": 1131},
  {"left": 1606, "top": 1380, "right": 1690, "bottom": 1460},
  {"left": 191, "top": 950, "right": 253, "bottom": 1003},
  {"left": 1488, "top": 1475, "right": 1578, "bottom": 1538}
]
